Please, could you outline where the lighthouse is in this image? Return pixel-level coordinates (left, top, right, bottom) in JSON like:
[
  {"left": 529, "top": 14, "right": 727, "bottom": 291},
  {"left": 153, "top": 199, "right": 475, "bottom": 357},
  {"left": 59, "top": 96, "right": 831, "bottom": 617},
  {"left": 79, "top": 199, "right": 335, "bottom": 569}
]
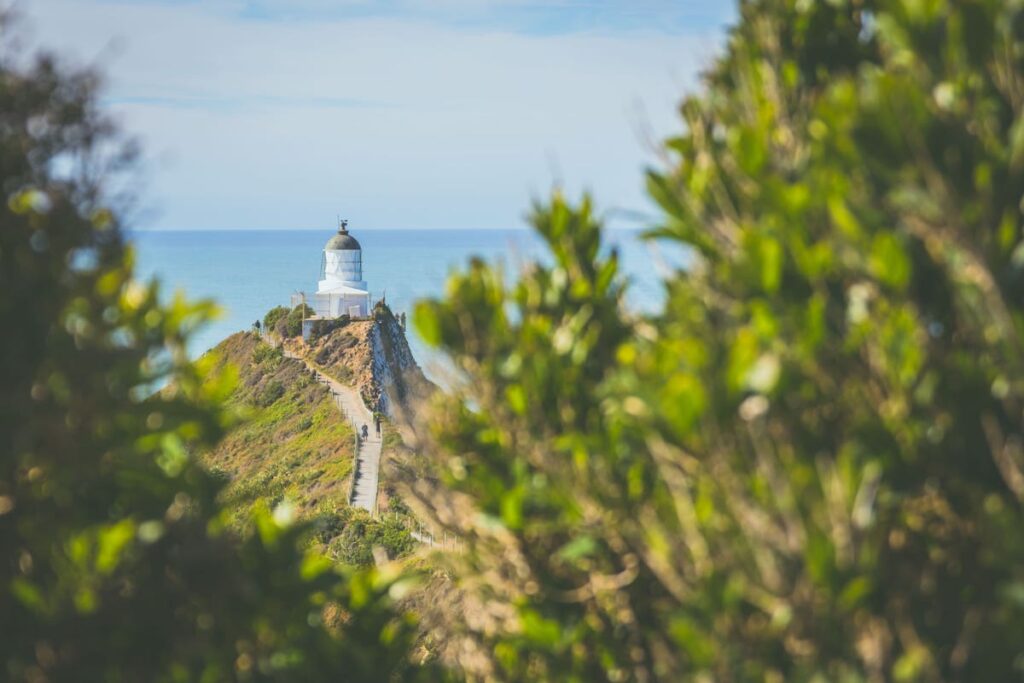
[{"left": 313, "top": 219, "right": 370, "bottom": 318}]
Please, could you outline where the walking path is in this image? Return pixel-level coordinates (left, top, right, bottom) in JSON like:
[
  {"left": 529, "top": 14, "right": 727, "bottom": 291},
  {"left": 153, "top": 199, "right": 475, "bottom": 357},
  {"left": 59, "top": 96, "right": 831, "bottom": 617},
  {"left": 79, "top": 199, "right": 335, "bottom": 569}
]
[{"left": 282, "top": 346, "right": 381, "bottom": 514}]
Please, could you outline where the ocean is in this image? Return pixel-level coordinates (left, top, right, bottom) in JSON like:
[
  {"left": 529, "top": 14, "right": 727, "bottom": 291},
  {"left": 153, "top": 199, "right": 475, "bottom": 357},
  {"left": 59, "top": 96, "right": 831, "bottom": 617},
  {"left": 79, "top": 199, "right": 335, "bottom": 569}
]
[{"left": 131, "top": 229, "right": 680, "bottom": 378}]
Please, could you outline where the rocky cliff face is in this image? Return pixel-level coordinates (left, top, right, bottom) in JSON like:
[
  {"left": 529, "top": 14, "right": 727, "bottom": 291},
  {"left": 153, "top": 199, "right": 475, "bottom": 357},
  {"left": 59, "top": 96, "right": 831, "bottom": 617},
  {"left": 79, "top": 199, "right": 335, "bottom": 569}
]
[
  {"left": 367, "top": 307, "right": 427, "bottom": 416},
  {"left": 299, "top": 305, "right": 430, "bottom": 417}
]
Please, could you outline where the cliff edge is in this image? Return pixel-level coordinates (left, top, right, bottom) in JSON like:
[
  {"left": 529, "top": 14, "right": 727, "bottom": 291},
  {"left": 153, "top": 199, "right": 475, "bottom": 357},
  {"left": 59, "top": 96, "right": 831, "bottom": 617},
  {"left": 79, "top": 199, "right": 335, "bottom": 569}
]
[{"left": 287, "top": 304, "right": 431, "bottom": 418}]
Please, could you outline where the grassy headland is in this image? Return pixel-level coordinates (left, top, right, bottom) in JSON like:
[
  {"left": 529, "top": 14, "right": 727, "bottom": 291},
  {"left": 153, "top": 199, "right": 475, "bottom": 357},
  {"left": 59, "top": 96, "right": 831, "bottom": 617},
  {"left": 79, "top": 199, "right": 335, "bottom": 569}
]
[{"left": 202, "top": 331, "right": 414, "bottom": 565}]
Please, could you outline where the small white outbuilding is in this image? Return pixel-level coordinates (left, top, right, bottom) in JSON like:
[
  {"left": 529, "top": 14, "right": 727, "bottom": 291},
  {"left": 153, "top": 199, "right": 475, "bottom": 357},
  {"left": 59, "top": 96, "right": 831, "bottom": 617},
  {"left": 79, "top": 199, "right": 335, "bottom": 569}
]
[{"left": 313, "top": 220, "right": 370, "bottom": 318}]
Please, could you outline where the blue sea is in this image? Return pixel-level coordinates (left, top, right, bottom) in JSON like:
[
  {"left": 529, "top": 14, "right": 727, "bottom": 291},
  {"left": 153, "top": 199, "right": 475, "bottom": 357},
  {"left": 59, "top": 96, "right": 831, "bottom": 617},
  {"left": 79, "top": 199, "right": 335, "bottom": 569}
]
[{"left": 131, "top": 229, "right": 681, "bottom": 378}]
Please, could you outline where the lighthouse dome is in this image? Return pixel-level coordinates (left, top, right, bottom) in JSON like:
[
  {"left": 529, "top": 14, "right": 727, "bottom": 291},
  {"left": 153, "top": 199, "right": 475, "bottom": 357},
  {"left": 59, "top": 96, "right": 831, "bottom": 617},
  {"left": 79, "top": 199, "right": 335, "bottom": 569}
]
[{"left": 325, "top": 224, "right": 361, "bottom": 251}]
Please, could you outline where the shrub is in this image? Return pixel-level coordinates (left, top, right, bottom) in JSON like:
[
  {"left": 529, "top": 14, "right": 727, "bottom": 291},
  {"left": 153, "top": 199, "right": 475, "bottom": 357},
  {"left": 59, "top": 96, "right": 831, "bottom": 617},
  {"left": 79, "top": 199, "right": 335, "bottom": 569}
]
[
  {"left": 409, "top": 1, "right": 1024, "bottom": 680},
  {"left": 333, "top": 365, "right": 354, "bottom": 384},
  {"left": 309, "top": 315, "right": 351, "bottom": 342},
  {"left": 256, "top": 380, "right": 285, "bottom": 407},
  {"left": 262, "top": 305, "right": 289, "bottom": 333},
  {"left": 252, "top": 341, "right": 282, "bottom": 366},
  {"left": 331, "top": 513, "right": 415, "bottom": 566},
  {"left": 0, "top": 29, "right": 424, "bottom": 682},
  {"left": 281, "top": 304, "right": 314, "bottom": 338}
]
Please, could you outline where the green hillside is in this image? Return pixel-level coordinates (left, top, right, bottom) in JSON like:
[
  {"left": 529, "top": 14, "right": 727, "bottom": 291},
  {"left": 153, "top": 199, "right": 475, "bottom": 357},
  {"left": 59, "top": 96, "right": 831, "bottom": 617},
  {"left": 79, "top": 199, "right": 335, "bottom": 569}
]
[{"left": 202, "top": 331, "right": 414, "bottom": 565}]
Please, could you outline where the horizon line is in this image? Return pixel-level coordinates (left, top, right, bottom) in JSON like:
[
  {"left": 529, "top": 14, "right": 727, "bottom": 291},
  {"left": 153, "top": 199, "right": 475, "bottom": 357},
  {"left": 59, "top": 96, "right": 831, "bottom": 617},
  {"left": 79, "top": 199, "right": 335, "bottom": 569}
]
[{"left": 127, "top": 225, "right": 646, "bottom": 233}]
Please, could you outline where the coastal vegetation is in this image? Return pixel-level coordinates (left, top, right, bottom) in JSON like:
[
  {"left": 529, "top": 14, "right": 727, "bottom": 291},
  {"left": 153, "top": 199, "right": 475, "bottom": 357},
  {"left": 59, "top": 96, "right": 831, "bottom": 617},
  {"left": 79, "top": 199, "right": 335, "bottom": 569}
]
[
  {"left": 4, "top": 0, "right": 1024, "bottom": 681},
  {"left": 200, "top": 330, "right": 416, "bottom": 566},
  {"left": 263, "top": 303, "right": 314, "bottom": 339},
  {"left": 203, "top": 332, "right": 355, "bottom": 518},
  {"left": 262, "top": 305, "right": 290, "bottom": 335}
]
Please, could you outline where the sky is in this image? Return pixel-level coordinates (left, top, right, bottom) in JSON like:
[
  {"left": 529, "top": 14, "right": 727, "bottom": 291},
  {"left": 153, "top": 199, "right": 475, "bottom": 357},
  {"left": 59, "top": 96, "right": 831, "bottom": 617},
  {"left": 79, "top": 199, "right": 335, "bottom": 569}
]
[{"left": 21, "top": 0, "right": 735, "bottom": 230}]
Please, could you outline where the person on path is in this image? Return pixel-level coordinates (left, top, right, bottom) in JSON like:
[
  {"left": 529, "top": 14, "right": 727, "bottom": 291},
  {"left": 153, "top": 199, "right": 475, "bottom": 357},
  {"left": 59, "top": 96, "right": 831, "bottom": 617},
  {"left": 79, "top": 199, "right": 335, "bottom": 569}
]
[
  {"left": 362, "top": 424, "right": 369, "bottom": 440},
  {"left": 375, "top": 417, "right": 381, "bottom": 437}
]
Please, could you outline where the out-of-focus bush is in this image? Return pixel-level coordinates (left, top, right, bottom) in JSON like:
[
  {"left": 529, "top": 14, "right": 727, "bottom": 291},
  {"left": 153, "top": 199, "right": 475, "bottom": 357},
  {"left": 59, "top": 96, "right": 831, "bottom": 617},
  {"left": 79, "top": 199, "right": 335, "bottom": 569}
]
[
  {"left": 407, "top": 0, "right": 1024, "bottom": 680},
  {"left": 0, "top": 19, "right": 428, "bottom": 682}
]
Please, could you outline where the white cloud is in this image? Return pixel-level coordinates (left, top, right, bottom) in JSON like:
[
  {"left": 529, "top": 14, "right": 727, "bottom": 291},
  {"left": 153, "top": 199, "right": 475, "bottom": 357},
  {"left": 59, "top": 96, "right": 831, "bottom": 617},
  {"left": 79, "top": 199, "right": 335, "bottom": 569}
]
[{"left": 22, "top": 0, "right": 724, "bottom": 229}]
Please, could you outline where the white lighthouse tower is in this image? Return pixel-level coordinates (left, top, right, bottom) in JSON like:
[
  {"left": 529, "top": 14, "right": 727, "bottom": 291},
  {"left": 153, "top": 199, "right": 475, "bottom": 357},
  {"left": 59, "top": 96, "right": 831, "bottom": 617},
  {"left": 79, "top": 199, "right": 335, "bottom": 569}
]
[{"left": 313, "top": 219, "right": 370, "bottom": 318}]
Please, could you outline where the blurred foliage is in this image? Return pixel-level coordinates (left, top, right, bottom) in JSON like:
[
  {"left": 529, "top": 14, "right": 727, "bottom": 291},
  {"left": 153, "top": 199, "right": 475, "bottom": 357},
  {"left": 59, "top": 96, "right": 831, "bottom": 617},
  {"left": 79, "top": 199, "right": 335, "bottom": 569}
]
[
  {"left": 0, "top": 20, "right": 431, "bottom": 683},
  {"left": 9, "top": 0, "right": 1024, "bottom": 681},
  {"left": 407, "top": 0, "right": 1024, "bottom": 680}
]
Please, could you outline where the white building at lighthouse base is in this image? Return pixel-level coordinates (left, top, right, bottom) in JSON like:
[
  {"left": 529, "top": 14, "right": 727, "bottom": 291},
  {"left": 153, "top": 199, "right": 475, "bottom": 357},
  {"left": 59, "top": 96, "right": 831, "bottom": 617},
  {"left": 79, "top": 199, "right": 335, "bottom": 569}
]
[{"left": 314, "top": 283, "right": 369, "bottom": 319}]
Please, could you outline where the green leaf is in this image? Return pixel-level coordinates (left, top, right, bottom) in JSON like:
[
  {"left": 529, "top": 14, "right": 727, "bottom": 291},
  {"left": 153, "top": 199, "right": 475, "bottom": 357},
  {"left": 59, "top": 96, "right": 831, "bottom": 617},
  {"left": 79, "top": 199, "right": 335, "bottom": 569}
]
[
  {"left": 555, "top": 535, "right": 597, "bottom": 562},
  {"left": 869, "top": 232, "right": 911, "bottom": 288},
  {"left": 96, "top": 519, "right": 136, "bottom": 574},
  {"left": 412, "top": 301, "right": 442, "bottom": 347}
]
